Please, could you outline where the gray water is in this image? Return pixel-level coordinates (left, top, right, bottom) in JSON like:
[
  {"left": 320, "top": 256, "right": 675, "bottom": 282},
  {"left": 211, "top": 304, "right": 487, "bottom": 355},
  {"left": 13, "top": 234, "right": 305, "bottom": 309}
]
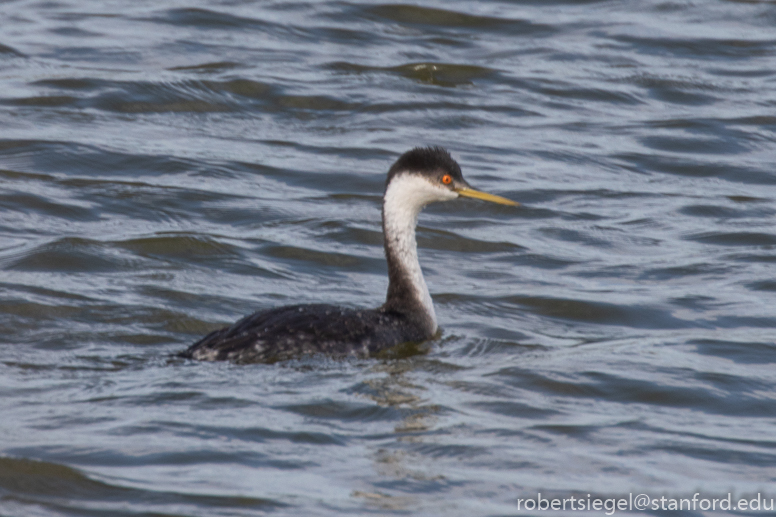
[{"left": 1, "top": 0, "right": 775, "bottom": 516}]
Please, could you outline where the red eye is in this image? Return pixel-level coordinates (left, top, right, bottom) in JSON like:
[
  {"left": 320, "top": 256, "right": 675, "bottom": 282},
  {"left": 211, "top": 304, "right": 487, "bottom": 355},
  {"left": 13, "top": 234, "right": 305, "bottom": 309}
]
[{"left": 442, "top": 174, "right": 452, "bottom": 185}]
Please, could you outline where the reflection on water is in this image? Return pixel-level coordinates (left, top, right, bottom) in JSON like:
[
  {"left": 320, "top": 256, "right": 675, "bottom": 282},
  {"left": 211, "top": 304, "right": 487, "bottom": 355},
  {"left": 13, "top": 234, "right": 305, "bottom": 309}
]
[
  {"left": 1, "top": 0, "right": 776, "bottom": 515},
  {"left": 360, "top": 360, "right": 441, "bottom": 511}
]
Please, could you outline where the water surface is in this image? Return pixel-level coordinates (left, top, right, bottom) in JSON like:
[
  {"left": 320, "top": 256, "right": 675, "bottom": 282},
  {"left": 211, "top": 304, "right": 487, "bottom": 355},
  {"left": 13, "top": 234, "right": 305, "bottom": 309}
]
[{"left": 1, "top": 0, "right": 775, "bottom": 515}]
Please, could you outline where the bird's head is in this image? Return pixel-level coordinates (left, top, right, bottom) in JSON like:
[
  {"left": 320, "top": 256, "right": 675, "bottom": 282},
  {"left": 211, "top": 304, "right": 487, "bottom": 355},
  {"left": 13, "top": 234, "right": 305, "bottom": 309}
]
[{"left": 385, "top": 146, "right": 518, "bottom": 209}]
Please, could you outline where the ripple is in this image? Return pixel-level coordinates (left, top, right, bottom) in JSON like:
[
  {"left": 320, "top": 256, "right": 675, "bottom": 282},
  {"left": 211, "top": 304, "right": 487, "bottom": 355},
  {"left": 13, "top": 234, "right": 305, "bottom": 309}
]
[
  {"left": 0, "top": 190, "right": 97, "bottom": 222},
  {"left": 0, "top": 456, "right": 286, "bottom": 512},
  {"left": 327, "top": 61, "right": 499, "bottom": 88},
  {"left": 363, "top": 4, "right": 555, "bottom": 35},
  {"left": 679, "top": 204, "right": 775, "bottom": 218},
  {"left": 691, "top": 338, "right": 776, "bottom": 365},
  {"left": 0, "top": 42, "right": 25, "bottom": 57},
  {"left": 167, "top": 61, "right": 241, "bottom": 72},
  {"left": 280, "top": 399, "right": 399, "bottom": 423},
  {"left": 641, "top": 135, "right": 748, "bottom": 154},
  {"left": 613, "top": 34, "right": 776, "bottom": 59},
  {"left": 117, "top": 233, "right": 242, "bottom": 263},
  {"left": 471, "top": 400, "right": 559, "bottom": 419},
  {"left": 153, "top": 7, "right": 271, "bottom": 30},
  {"left": 495, "top": 367, "right": 774, "bottom": 416},
  {"left": 685, "top": 231, "right": 776, "bottom": 247},
  {"left": 496, "top": 295, "right": 690, "bottom": 329},
  {"left": 614, "top": 152, "right": 776, "bottom": 184},
  {"left": 4, "top": 237, "right": 139, "bottom": 273}
]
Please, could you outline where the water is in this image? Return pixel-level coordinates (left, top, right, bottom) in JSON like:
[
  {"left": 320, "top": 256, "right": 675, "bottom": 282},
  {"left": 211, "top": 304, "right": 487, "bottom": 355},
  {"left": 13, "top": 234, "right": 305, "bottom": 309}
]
[{"left": 1, "top": 0, "right": 775, "bottom": 515}]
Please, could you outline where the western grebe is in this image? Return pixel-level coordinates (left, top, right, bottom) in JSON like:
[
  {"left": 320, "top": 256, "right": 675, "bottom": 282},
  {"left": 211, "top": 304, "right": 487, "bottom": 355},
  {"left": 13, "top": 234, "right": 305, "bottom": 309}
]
[{"left": 180, "top": 146, "right": 518, "bottom": 363}]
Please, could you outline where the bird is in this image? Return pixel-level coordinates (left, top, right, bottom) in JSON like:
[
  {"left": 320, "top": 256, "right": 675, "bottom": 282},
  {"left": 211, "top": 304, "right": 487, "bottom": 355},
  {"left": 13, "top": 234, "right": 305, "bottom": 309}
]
[{"left": 180, "top": 146, "right": 518, "bottom": 363}]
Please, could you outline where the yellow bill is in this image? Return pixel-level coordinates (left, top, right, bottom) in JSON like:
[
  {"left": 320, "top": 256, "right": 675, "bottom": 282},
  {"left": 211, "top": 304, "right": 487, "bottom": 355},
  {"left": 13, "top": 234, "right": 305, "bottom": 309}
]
[{"left": 455, "top": 187, "right": 519, "bottom": 206}]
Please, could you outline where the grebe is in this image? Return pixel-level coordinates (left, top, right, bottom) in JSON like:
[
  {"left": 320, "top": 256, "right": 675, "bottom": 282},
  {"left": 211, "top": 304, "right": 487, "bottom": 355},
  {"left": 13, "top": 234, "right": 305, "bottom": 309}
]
[{"left": 180, "top": 147, "right": 517, "bottom": 363}]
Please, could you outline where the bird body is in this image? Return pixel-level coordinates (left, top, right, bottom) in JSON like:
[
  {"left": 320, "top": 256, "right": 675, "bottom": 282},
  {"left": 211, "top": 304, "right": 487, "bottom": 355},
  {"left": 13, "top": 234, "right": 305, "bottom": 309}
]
[
  {"left": 181, "top": 147, "right": 517, "bottom": 363},
  {"left": 183, "top": 304, "right": 428, "bottom": 363}
]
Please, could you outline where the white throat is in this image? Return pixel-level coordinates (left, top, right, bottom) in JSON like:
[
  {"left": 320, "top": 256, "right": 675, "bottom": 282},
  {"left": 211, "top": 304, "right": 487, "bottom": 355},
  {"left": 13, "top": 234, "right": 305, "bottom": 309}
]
[{"left": 382, "top": 174, "right": 458, "bottom": 331}]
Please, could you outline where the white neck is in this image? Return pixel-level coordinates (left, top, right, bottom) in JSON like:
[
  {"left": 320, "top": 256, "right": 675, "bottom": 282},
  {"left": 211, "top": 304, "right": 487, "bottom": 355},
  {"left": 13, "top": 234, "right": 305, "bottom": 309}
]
[{"left": 382, "top": 174, "right": 457, "bottom": 332}]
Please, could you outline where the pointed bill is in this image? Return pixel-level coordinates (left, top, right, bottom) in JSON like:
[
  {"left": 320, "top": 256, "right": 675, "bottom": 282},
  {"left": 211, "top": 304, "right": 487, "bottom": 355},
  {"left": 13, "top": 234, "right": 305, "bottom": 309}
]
[{"left": 455, "top": 187, "right": 519, "bottom": 206}]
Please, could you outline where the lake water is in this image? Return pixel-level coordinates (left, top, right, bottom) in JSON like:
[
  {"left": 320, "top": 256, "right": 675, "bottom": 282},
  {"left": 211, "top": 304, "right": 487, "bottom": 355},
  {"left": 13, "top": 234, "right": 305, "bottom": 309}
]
[{"left": 1, "top": 0, "right": 775, "bottom": 515}]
